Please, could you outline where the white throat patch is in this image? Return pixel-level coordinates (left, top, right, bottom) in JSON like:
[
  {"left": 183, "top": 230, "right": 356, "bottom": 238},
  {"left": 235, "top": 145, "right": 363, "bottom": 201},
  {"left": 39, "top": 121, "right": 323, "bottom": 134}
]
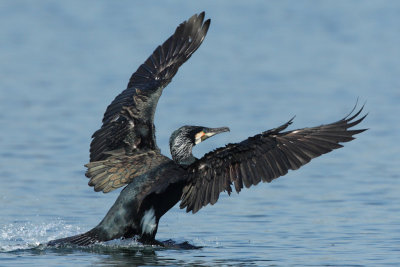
[{"left": 140, "top": 207, "right": 157, "bottom": 235}]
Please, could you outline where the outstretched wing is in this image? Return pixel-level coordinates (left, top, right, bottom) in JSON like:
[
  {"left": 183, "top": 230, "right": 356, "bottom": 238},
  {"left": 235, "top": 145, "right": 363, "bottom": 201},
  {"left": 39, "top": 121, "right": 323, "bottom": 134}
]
[
  {"left": 180, "top": 106, "right": 367, "bottom": 213},
  {"left": 90, "top": 12, "right": 210, "bottom": 162}
]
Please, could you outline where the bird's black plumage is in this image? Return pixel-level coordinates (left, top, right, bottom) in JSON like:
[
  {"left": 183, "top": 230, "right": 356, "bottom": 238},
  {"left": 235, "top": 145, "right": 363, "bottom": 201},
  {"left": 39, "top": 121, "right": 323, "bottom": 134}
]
[
  {"left": 180, "top": 107, "right": 367, "bottom": 213},
  {"left": 85, "top": 12, "right": 210, "bottom": 193},
  {"left": 89, "top": 12, "right": 210, "bottom": 163},
  {"left": 48, "top": 12, "right": 367, "bottom": 247}
]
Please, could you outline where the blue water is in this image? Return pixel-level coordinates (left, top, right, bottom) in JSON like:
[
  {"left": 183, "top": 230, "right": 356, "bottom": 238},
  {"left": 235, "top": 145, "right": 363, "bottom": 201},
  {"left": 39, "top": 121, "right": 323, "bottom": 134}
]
[{"left": 1, "top": 1, "right": 399, "bottom": 266}]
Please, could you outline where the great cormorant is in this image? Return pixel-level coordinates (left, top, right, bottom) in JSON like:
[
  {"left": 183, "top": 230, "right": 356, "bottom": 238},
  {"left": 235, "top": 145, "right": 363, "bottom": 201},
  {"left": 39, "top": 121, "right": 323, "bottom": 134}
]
[{"left": 48, "top": 12, "right": 367, "bottom": 247}]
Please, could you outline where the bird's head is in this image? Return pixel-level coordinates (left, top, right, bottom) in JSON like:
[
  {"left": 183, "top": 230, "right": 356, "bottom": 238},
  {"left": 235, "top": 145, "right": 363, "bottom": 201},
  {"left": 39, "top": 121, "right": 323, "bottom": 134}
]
[{"left": 169, "top": 125, "right": 230, "bottom": 165}]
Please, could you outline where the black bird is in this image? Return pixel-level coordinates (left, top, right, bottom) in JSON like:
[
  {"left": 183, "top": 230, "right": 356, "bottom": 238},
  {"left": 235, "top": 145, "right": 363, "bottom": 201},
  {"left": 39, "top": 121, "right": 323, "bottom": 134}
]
[{"left": 48, "top": 12, "right": 367, "bottom": 247}]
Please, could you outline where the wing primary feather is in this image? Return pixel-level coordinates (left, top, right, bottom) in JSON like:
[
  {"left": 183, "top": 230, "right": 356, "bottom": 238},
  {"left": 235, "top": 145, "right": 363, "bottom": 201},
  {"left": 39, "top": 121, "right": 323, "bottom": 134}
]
[
  {"left": 344, "top": 103, "right": 364, "bottom": 121},
  {"left": 204, "top": 178, "right": 212, "bottom": 206},
  {"left": 233, "top": 164, "right": 244, "bottom": 191},
  {"left": 240, "top": 163, "right": 252, "bottom": 188},
  {"left": 278, "top": 142, "right": 303, "bottom": 170},
  {"left": 211, "top": 170, "right": 221, "bottom": 204},
  {"left": 247, "top": 160, "right": 261, "bottom": 186},
  {"left": 345, "top": 114, "right": 368, "bottom": 129},
  {"left": 263, "top": 151, "right": 280, "bottom": 179}
]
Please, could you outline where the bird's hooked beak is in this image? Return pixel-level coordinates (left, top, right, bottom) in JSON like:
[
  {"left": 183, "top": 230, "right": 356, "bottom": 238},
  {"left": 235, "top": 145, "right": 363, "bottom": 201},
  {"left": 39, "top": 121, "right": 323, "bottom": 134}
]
[{"left": 195, "top": 127, "right": 230, "bottom": 145}]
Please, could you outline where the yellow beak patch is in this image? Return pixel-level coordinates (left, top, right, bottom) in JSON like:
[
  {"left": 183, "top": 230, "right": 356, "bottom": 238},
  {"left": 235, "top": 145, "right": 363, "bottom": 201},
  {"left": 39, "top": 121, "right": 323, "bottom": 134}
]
[{"left": 195, "top": 131, "right": 206, "bottom": 144}]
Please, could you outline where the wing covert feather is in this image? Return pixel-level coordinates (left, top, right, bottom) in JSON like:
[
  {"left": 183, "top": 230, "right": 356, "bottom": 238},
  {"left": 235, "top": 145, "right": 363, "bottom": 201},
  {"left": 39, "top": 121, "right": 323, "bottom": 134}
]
[{"left": 85, "top": 151, "right": 171, "bottom": 193}]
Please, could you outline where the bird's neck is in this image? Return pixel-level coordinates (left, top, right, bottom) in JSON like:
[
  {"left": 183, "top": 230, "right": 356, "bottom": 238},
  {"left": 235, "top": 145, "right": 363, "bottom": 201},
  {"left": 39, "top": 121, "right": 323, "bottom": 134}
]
[{"left": 171, "top": 143, "right": 196, "bottom": 166}]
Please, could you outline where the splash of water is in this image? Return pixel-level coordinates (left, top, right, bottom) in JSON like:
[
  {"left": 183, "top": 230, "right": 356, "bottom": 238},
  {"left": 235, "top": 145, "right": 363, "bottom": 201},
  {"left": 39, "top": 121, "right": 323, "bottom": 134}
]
[{"left": 0, "top": 220, "right": 81, "bottom": 252}]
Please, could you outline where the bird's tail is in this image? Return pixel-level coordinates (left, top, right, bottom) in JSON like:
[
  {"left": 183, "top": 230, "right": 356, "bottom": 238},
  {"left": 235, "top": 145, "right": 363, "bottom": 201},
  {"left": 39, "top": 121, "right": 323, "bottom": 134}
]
[{"left": 47, "top": 229, "right": 101, "bottom": 247}]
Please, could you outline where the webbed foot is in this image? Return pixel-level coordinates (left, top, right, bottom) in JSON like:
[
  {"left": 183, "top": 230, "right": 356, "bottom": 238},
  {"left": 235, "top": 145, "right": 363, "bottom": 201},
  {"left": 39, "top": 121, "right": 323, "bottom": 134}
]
[{"left": 161, "top": 239, "right": 202, "bottom": 249}]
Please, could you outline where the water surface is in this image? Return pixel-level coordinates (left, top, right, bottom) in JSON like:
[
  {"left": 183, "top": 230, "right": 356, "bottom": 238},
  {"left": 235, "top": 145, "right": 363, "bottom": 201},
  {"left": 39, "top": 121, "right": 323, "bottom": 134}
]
[{"left": 1, "top": 1, "right": 399, "bottom": 266}]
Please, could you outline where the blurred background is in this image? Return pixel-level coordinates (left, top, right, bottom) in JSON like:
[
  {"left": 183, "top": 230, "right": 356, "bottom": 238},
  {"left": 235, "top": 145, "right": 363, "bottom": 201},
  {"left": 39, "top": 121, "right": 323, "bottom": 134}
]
[{"left": 0, "top": 1, "right": 399, "bottom": 266}]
